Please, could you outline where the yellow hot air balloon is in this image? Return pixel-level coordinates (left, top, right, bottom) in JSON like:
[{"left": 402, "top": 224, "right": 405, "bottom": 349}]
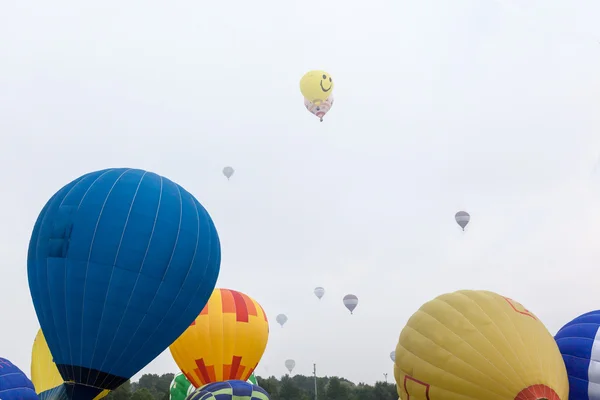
[
  {"left": 300, "top": 70, "right": 334, "bottom": 106},
  {"left": 31, "top": 329, "right": 110, "bottom": 400},
  {"left": 169, "top": 288, "right": 269, "bottom": 387},
  {"left": 394, "top": 290, "right": 568, "bottom": 400}
]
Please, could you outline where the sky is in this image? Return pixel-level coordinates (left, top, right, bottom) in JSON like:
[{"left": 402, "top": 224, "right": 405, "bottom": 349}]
[{"left": 2, "top": 0, "right": 600, "bottom": 387}]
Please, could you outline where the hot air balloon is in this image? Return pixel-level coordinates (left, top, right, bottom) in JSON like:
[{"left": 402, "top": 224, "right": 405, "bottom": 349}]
[
  {"left": 300, "top": 70, "right": 334, "bottom": 106},
  {"left": 394, "top": 290, "right": 568, "bottom": 400},
  {"left": 170, "top": 373, "right": 195, "bottom": 400},
  {"left": 170, "top": 372, "right": 260, "bottom": 400},
  {"left": 389, "top": 351, "right": 395, "bottom": 362},
  {"left": 187, "top": 381, "right": 269, "bottom": 400},
  {"left": 304, "top": 96, "right": 334, "bottom": 122},
  {"left": 284, "top": 360, "right": 295, "bottom": 374},
  {"left": 314, "top": 287, "right": 325, "bottom": 300},
  {"left": 169, "top": 288, "right": 269, "bottom": 387},
  {"left": 27, "top": 168, "right": 221, "bottom": 400},
  {"left": 343, "top": 294, "right": 358, "bottom": 314},
  {"left": 275, "top": 314, "right": 287, "bottom": 327},
  {"left": 32, "top": 329, "right": 110, "bottom": 400},
  {"left": 455, "top": 210, "right": 470, "bottom": 231},
  {"left": 555, "top": 310, "right": 600, "bottom": 400},
  {"left": 0, "top": 357, "right": 39, "bottom": 400},
  {"left": 223, "top": 167, "right": 234, "bottom": 180}
]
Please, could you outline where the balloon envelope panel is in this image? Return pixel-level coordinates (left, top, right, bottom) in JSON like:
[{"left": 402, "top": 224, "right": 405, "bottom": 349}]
[
  {"left": 187, "top": 380, "right": 269, "bottom": 400},
  {"left": 170, "top": 289, "right": 269, "bottom": 387},
  {"left": 28, "top": 168, "right": 221, "bottom": 399},
  {"left": 394, "top": 290, "right": 568, "bottom": 400},
  {"left": 555, "top": 310, "right": 600, "bottom": 400},
  {"left": 0, "top": 357, "right": 39, "bottom": 400}
]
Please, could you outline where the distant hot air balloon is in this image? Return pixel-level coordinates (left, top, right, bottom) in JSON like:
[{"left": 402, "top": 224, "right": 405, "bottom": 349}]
[
  {"left": 170, "top": 288, "right": 269, "bottom": 387},
  {"left": 455, "top": 210, "right": 470, "bottom": 230},
  {"left": 223, "top": 166, "right": 235, "bottom": 180},
  {"left": 389, "top": 351, "right": 395, "bottom": 362},
  {"left": 32, "top": 329, "right": 110, "bottom": 400},
  {"left": 343, "top": 294, "right": 358, "bottom": 314},
  {"left": 170, "top": 373, "right": 195, "bottom": 400},
  {"left": 284, "top": 360, "right": 295, "bottom": 374},
  {"left": 304, "top": 95, "right": 334, "bottom": 122},
  {"left": 27, "top": 168, "right": 221, "bottom": 400},
  {"left": 314, "top": 287, "right": 325, "bottom": 300},
  {"left": 299, "top": 70, "right": 334, "bottom": 106},
  {"left": 187, "top": 381, "right": 269, "bottom": 400},
  {"left": 555, "top": 310, "right": 600, "bottom": 400},
  {"left": 394, "top": 290, "right": 568, "bottom": 400},
  {"left": 0, "top": 357, "right": 39, "bottom": 400},
  {"left": 275, "top": 314, "right": 288, "bottom": 327}
]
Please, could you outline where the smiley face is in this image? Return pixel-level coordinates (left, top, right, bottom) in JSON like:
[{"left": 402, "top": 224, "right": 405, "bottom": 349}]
[
  {"left": 300, "top": 70, "right": 334, "bottom": 104},
  {"left": 320, "top": 74, "right": 333, "bottom": 92}
]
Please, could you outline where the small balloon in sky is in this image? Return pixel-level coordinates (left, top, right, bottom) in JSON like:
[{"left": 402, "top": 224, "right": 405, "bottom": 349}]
[
  {"left": 223, "top": 166, "right": 235, "bottom": 180},
  {"left": 299, "top": 70, "right": 334, "bottom": 106},
  {"left": 314, "top": 287, "right": 325, "bottom": 300},
  {"left": 455, "top": 210, "right": 470, "bottom": 231},
  {"left": 343, "top": 294, "right": 358, "bottom": 314},
  {"left": 284, "top": 359, "right": 295, "bottom": 374},
  {"left": 276, "top": 314, "right": 288, "bottom": 327}
]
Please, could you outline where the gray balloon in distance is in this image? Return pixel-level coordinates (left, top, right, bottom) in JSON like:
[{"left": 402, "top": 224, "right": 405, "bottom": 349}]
[
  {"left": 455, "top": 211, "right": 470, "bottom": 230},
  {"left": 223, "top": 166, "right": 235, "bottom": 179},
  {"left": 276, "top": 313, "right": 288, "bottom": 327},
  {"left": 390, "top": 351, "right": 395, "bottom": 362},
  {"left": 314, "top": 287, "right": 325, "bottom": 300},
  {"left": 285, "top": 359, "right": 296, "bottom": 373},
  {"left": 343, "top": 294, "right": 358, "bottom": 314}
]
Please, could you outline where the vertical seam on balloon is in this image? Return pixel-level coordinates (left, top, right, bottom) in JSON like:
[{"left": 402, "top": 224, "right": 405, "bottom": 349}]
[
  {"left": 101, "top": 184, "right": 201, "bottom": 388},
  {"left": 74, "top": 168, "right": 129, "bottom": 387},
  {"left": 114, "top": 191, "right": 213, "bottom": 386},
  {"left": 93, "top": 174, "right": 164, "bottom": 389},
  {"left": 84, "top": 170, "right": 148, "bottom": 387},
  {"left": 66, "top": 169, "right": 117, "bottom": 385}
]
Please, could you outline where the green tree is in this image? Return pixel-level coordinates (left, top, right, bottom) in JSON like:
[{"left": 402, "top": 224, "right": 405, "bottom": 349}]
[
  {"left": 131, "top": 388, "right": 154, "bottom": 400},
  {"left": 325, "top": 377, "right": 349, "bottom": 400},
  {"left": 106, "top": 380, "right": 132, "bottom": 400}
]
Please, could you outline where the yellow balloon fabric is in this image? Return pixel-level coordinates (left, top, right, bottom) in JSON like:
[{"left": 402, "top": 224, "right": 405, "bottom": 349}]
[
  {"left": 394, "top": 290, "right": 568, "bottom": 400},
  {"left": 169, "top": 288, "right": 269, "bottom": 387},
  {"left": 31, "top": 329, "right": 110, "bottom": 400},
  {"left": 299, "top": 70, "right": 334, "bottom": 105}
]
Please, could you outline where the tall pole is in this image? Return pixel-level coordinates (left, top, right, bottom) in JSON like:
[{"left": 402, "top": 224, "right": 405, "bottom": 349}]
[
  {"left": 313, "top": 363, "right": 318, "bottom": 400},
  {"left": 383, "top": 372, "right": 388, "bottom": 383}
]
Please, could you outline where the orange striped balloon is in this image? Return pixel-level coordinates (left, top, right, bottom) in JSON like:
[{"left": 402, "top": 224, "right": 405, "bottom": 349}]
[{"left": 169, "top": 288, "right": 269, "bottom": 387}]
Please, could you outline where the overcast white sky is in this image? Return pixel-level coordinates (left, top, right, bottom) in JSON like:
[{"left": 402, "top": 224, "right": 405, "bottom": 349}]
[{"left": 3, "top": 0, "right": 600, "bottom": 387}]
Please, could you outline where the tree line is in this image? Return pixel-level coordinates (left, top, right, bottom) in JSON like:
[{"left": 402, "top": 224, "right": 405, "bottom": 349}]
[{"left": 105, "top": 372, "right": 399, "bottom": 400}]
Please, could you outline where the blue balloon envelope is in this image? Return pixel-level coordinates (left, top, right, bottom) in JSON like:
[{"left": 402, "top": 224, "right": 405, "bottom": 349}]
[
  {"left": 555, "top": 310, "right": 600, "bottom": 400},
  {"left": 187, "top": 380, "right": 269, "bottom": 400},
  {"left": 0, "top": 358, "right": 39, "bottom": 400},
  {"left": 28, "top": 168, "right": 221, "bottom": 400}
]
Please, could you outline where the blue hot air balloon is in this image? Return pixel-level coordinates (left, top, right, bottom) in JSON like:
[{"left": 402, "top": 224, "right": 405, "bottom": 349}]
[
  {"left": 0, "top": 357, "right": 39, "bottom": 400},
  {"left": 28, "top": 168, "right": 221, "bottom": 400},
  {"left": 555, "top": 310, "right": 600, "bottom": 400},
  {"left": 187, "top": 380, "right": 269, "bottom": 400}
]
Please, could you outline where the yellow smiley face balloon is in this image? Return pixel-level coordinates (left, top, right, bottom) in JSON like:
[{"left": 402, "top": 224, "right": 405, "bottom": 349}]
[{"left": 300, "top": 70, "right": 334, "bottom": 105}]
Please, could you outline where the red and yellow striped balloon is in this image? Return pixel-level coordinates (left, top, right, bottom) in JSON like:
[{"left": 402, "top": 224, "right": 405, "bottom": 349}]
[{"left": 169, "top": 288, "right": 269, "bottom": 387}]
